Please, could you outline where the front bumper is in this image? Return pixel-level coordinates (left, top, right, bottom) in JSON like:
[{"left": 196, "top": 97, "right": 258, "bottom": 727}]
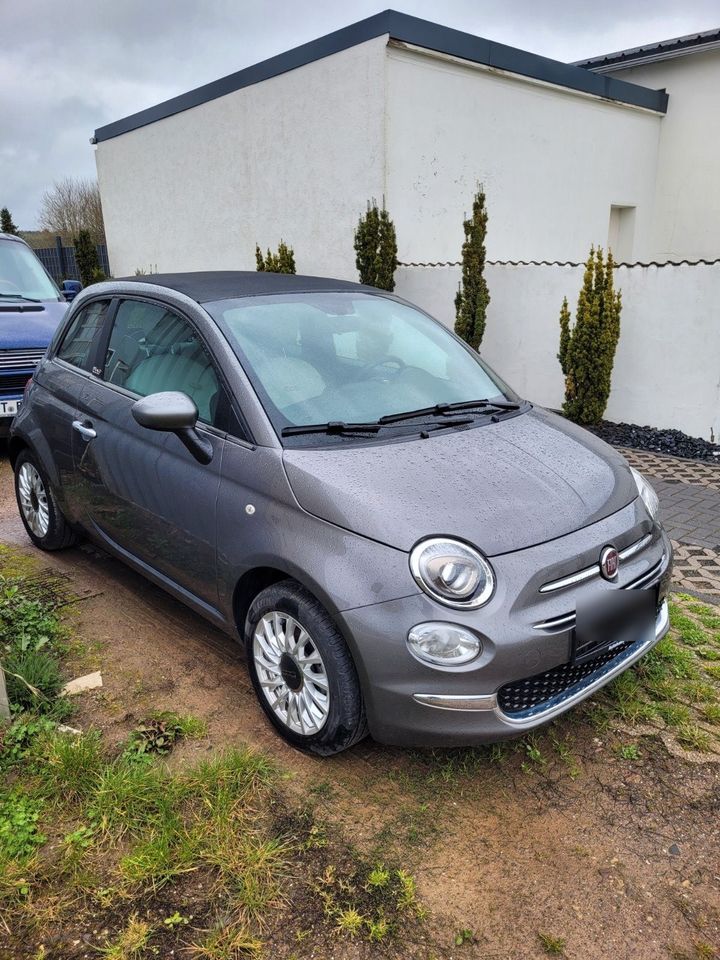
[
  {"left": 337, "top": 501, "right": 673, "bottom": 747},
  {"left": 413, "top": 597, "right": 668, "bottom": 727}
]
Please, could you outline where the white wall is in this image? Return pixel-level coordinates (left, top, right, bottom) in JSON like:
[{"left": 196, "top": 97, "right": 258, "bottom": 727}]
[
  {"left": 385, "top": 45, "right": 663, "bottom": 265},
  {"left": 604, "top": 51, "right": 720, "bottom": 262},
  {"left": 96, "top": 36, "right": 388, "bottom": 278},
  {"left": 395, "top": 262, "right": 720, "bottom": 442}
]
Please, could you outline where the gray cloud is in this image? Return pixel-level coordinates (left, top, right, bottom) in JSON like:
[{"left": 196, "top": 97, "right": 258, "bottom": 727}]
[{"left": 3, "top": 0, "right": 718, "bottom": 228}]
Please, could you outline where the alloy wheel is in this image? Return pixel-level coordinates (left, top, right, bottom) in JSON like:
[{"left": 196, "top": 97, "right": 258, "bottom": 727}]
[
  {"left": 17, "top": 462, "right": 50, "bottom": 538},
  {"left": 253, "top": 611, "right": 330, "bottom": 735}
]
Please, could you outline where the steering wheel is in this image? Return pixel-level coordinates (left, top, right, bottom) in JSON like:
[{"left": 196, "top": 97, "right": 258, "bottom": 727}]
[{"left": 352, "top": 355, "right": 407, "bottom": 381}]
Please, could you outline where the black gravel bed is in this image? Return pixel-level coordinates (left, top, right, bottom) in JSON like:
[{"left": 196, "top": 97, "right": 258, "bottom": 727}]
[{"left": 588, "top": 420, "right": 720, "bottom": 462}]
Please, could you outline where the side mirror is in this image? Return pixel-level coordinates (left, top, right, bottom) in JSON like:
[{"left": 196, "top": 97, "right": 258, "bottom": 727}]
[
  {"left": 61, "top": 279, "right": 82, "bottom": 302},
  {"left": 131, "top": 391, "right": 214, "bottom": 464}
]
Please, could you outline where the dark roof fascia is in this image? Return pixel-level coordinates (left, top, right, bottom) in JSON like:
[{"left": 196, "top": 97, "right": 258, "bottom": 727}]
[
  {"left": 94, "top": 10, "right": 668, "bottom": 142},
  {"left": 575, "top": 28, "right": 720, "bottom": 70}
]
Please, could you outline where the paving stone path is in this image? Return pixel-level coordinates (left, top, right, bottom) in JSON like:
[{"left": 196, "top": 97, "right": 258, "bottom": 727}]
[{"left": 618, "top": 447, "right": 720, "bottom": 602}]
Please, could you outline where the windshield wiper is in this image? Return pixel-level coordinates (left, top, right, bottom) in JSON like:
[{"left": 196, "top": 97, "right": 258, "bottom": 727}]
[
  {"left": 0, "top": 293, "right": 43, "bottom": 303},
  {"left": 378, "top": 398, "right": 521, "bottom": 425},
  {"left": 281, "top": 417, "right": 475, "bottom": 438}
]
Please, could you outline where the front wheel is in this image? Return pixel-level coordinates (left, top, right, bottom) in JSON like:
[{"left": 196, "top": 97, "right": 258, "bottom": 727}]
[
  {"left": 245, "top": 580, "right": 368, "bottom": 756},
  {"left": 14, "top": 449, "right": 77, "bottom": 551}
]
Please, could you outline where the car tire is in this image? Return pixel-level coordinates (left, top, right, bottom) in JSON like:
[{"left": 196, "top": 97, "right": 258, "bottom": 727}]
[
  {"left": 14, "top": 448, "right": 77, "bottom": 551},
  {"left": 245, "top": 579, "right": 368, "bottom": 756}
]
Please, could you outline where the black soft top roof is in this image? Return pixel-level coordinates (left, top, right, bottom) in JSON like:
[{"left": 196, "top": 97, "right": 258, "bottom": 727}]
[{"left": 116, "top": 271, "right": 379, "bottom": 303}]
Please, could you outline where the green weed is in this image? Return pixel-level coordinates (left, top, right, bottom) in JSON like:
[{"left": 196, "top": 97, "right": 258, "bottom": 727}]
[
  {"left": 0, "top": 790, "right": 45, "bottom": 863},
  {"left": 538, "top": 931, "right": 566, "bottom": 955}
]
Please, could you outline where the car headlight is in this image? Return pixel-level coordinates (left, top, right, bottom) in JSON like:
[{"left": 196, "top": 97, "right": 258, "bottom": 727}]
[
  {"left": 409, "top": 537, "right": 495, "bottom": 608},
  {"left": 407, "top": 622, "right": 482, "bottom": 666},
  {"left": 630, "top": 467, "right": 659, "bottom": 520}
]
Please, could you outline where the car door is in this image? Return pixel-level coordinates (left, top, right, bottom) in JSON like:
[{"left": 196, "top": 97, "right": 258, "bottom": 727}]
[
  {"left": 71, "top": 296, "right": 228, "bottom": 614},
  {"left": 29, "top": 298, "right": 112, "bottom": 523}
]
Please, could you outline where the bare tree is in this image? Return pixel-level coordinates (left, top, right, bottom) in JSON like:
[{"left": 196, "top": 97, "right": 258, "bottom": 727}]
[{"left": 38, "top": 177, "right": 105, "bottom": 243}]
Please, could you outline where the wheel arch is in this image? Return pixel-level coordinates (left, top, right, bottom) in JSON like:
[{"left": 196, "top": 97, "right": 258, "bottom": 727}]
[
  {"left": 231, "top": 563, "right": 367, "bottom": 690},
  {"left": 232, "top": 566, "right": 290, "bottom": 639},
  {"left": 7, "top": 435, "right": 28, "bottom": 469}
]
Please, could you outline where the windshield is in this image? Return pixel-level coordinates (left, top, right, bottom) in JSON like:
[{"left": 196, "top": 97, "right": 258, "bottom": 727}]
[
  {"left": 206, "top": 292, "right": 519, "bottom": 438},
  {"left": 0, "top": 240, "right": 61, "bottom": 301}
]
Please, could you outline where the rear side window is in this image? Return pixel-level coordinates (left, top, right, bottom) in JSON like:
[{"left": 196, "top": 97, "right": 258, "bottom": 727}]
[
  {"left": 56, "top": 300, "right": 110, "bottom": 371},
  {"left": 103, "top": 299, "right": 223, "bottom": 427}
]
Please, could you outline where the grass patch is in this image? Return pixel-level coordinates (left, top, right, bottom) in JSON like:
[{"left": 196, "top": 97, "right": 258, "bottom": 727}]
[
  {"left": 595, "top": 594, "right": 720, "bottom": 751},
  {"left": 0, "top": 556, "right": 427, "bottom": 956},
  {"left": 312, "top": 857, "right": 425, "bottom": 943}
]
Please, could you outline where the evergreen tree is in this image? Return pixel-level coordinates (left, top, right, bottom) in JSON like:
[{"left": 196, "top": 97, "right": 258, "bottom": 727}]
[
  {"left": 353, "top": 199, "right": 398, "bottom": 290},
  {"left": 0, "top": 207, "right": 19, "bottom": 235},
  {"left": 454, "top": 187, "right": 490, "bottom": 350},
  {"left": 558, "top": 246, "right": 622, "bottom": 425},
  {"left": 73, "top": 229, "right": 100, "bottom": 287},
  {"left": 255, "top": 241, "right": 296, "bottom": 274}
]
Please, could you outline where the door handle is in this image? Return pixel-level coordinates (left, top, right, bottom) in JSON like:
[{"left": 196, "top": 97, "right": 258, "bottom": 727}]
[{"left": 72, "top": 420, "right": 97, "bottom": 441}]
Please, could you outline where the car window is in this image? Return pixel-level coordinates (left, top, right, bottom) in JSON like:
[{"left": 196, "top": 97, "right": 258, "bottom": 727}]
[
  {"left": 103, "top": 299, "right": 223, "bottom": 426},
  {"left": 206, "top": 293, "right": 514, "bottom": 431},
  {"left": 0, "top": 239, "right": 61, "bottom": 302},
  {"left": 56, "top": 300, "right": 111, "bottom": 371}
]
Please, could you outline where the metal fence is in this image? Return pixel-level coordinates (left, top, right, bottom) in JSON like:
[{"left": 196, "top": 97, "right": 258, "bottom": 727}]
[{"left": 34, "top": 237, "right": 111, "bottom": 283}]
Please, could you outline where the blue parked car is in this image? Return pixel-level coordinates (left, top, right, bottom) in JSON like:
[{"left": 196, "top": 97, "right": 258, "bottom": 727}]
[{"left": 0, "top": 233, "right": 68, "bottom": 436}]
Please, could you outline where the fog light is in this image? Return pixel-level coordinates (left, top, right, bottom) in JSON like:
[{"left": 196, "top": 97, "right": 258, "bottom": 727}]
[{"left": 407, "top": 622, "right": 481, "bottom": 666}]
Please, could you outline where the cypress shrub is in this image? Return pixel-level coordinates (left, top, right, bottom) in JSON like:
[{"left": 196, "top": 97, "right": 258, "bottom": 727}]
[
  {"left": 255, "top": 241, "right": 296, "bottom": 274},
  {"left": 353, "top": 199, "right": 398, "bottom": 291},
  {"left": 73, "top": 229, "right": 100, "bottom": 286},
  {"left": 0, "top": 207, "right": 19, "bottom": 235},
  {"left": 558, "top": 246, "right": 622, "bottom": 425},
  {"left": 454, "top": 187, "right": 490, "bottom": 350}
]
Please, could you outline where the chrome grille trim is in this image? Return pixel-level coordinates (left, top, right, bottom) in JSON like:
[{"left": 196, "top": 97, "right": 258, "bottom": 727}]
[
  {"left": 533, "top": 552, "right": 666, "bottom": 632},
  {"left": 625, "top": 555, "right": 665, "bottom": 590},
  {"left": 538, "top": 533, "right": 653, "bottom": 594},
  {"left": 0, "top": 349, "right": 45, "bottom": 371}
]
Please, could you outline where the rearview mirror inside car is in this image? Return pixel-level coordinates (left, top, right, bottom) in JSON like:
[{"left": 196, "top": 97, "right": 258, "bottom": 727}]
[{"left": 131, "top": 391, "right": 214, "bottom": 464}]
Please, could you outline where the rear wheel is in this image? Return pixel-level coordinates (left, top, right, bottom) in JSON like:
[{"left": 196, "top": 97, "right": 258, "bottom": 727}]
[
  {"left": 245, "top": 579, "right": 367, "bottom": 756},
  {"left": 14, "top": 449, "right": 77, "bottom": 551}
]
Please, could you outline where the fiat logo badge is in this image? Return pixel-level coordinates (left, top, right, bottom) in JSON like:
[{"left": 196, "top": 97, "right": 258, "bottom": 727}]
[{"left": 600, "top": 545, "right": 620, "bottom": 581}]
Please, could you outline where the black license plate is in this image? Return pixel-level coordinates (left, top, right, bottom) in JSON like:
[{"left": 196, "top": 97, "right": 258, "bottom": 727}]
[{"left": 573, "top": 589, "right": 657, "bottom": 665}]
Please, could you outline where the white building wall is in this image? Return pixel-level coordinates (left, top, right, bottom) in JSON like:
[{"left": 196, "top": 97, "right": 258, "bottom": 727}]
[
  {"left": 96, "top": 36, "right": 388, "bottom": 278},
  {"left": 604, "top": 50, "right": 720, "bottom": 262},
  {"left": 395, "top": 263, "right": 720, "bottom": 442},
  {"left": 385, "top": 45, "right": 664, "bottom": 265}
]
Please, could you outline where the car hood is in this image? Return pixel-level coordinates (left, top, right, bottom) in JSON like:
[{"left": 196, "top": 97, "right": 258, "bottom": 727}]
[
  {"left": 282, "top": 407, "right": 638, "bottom": 556},
  {"left": 0, "top": 300, "right": 67, "bottom": 348}
]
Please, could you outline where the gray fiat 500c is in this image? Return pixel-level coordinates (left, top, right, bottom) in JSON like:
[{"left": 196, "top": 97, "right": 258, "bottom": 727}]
[{"left": 10, "top": 271, "right": 672, "bottom": 755}]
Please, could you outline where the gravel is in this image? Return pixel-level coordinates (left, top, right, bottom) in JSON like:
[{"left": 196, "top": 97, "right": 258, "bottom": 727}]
[{"left": 588, "top": 420, "right": 720, "bottom": 462}]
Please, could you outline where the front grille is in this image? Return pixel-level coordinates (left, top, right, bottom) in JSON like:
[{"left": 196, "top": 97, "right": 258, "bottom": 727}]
[
  {"left": 0, "top": 373, "right": 32, "bottom": 393},
  {"left": 0, "top": 349, "right": 45, "bottom": 371},
  {"left": 498, "top": 641, "right": 635, "bottom": 717},
  {"left": 533, "top": 554, "right": 666, "bottom": 633},
  {"left": 539, "top": 533, "right": 652, "bottom": 594}
]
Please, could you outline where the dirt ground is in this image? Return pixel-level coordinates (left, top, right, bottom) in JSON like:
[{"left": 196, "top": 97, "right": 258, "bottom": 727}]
[{"left": 1, "top": 453, "right": 718, "bottom": 960}]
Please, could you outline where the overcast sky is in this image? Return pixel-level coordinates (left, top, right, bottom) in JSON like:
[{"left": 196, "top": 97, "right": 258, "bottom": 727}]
[{"left": 3, "top": 0, "right": 718, "bottom": 230}]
